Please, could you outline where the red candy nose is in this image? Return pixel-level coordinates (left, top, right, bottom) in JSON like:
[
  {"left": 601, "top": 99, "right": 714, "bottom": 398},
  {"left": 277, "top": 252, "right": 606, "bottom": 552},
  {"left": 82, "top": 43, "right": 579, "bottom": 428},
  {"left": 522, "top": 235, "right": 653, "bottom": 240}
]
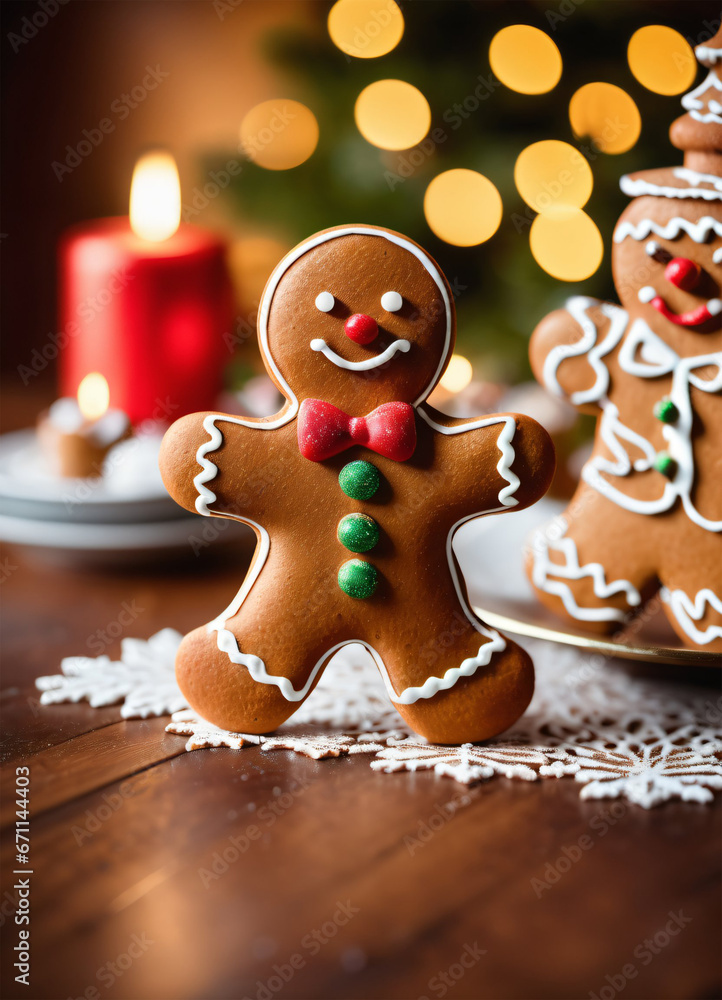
[
  {"left": 344, "top": 313, "right": 378, "bottom": 345},
  {"left": 665, "top": 257, "right": 701, "bottom": 291}
]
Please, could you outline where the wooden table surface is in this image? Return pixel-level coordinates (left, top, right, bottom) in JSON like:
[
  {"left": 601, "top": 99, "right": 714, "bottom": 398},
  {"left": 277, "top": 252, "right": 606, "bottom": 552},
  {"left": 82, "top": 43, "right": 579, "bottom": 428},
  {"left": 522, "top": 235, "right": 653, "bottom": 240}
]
[{"left": 1, "top": 536, "right": 720, "bottom": 1000}]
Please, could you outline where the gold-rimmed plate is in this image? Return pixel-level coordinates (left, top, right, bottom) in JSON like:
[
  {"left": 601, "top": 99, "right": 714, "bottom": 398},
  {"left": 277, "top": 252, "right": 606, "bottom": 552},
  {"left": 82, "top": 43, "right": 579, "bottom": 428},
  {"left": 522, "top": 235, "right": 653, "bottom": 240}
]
[{"left": 455, "top": 498, "right": 720, "bottom": 668}]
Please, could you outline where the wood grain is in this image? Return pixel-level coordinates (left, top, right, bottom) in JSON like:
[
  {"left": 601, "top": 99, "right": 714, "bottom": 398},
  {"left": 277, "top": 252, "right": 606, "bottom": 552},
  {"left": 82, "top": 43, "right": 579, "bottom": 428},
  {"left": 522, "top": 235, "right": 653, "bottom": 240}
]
[{"left": 1, "top": 537, "right": 720, "bottom": 1000}]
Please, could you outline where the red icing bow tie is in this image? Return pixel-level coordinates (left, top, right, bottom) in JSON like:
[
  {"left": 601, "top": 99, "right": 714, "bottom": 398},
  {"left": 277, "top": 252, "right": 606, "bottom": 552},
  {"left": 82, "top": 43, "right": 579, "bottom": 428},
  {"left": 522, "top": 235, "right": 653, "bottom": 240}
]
[{"left": 298, "top": 399, "right": 416, "bottom": 462}]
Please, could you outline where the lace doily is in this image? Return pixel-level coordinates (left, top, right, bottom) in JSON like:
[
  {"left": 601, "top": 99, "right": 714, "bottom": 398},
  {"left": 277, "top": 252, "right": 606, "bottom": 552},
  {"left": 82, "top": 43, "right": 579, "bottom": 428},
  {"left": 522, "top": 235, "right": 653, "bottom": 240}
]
[{"left": 36, "top": 630, "right": 722, "bottom": 808}]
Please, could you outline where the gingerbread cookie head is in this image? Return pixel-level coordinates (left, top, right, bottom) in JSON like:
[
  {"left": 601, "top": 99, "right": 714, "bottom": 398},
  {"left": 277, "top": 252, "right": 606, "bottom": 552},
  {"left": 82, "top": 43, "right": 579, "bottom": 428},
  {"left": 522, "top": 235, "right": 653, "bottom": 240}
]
[
  {"left": 526, "top": 32, "right": 722, "bottom": 652},
  {"left": 611, "top": 33, "right": 722, "bottom": 347},
  {"left": 612, "top": 195, "right": 722, "bottom": 348},
  {"left": 259, "top": 226, "right": 455, "bottom": 414}
]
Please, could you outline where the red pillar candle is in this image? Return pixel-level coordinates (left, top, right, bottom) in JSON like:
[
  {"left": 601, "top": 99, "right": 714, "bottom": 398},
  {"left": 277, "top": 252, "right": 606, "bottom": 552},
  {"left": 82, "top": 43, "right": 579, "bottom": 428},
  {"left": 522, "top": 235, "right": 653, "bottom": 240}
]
[{"left": 59, "top": 153, "right": 234, "bottom": 425}]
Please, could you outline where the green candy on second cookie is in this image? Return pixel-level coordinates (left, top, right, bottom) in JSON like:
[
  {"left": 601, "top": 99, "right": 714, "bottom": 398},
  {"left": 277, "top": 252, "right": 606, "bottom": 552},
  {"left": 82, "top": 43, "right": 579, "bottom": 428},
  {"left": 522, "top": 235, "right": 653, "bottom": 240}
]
[
  {"left": 337, "top": 513, "right": 380, "bottom": 553},
  {"left": 338, "top": 559, "right": 378, "bottom": 599},
  {"left": 338, "top": 460, "right": 380, "bottom": 500}
]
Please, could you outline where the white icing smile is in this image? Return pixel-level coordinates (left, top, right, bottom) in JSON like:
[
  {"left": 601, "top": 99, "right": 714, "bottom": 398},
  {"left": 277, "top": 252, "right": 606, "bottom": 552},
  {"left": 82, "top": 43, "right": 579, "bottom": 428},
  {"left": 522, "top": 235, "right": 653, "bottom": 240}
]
[{"left": 310, "top": 336, "right": 411, "bottom": 371}]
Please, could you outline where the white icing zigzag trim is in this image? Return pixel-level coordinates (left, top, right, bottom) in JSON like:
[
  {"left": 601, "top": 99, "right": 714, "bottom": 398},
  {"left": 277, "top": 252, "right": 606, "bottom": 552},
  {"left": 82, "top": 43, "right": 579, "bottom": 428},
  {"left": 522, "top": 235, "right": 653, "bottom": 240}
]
[
  {"left": 682, "top": 68, "right": 722, "bottom": 123},
  {"left": 208, "top": 507, "right": 509, "bottom": 706},
  {"left": 310, "top": 337, "right": 411, "bottom": 370},
  {"left": 417, "top": 406, "right": 520, "bottom": 507},
  {"left": 660, "top": 587, "right": 722, "bottom": 645},
  {"left": 619, "top": 168, "right": 722, "bottom": 202},
  {"left": 613, "top": 215, "right": 722, "bottom": 243},
  {"left": 542, "top": 296, "right": 627, "bottom": 406},
  {"left": 196, "top": 405, "right": 516, "bottom": 704},
  {"left": 531, "top": 518, "right": 641, "bottom": 623}
]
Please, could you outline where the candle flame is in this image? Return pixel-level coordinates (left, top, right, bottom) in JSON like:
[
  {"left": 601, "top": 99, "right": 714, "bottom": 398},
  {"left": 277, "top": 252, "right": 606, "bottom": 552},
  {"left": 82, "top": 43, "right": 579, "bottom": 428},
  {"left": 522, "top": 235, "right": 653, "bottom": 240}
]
[
  {"left": 440, "top": 354, "right": 473, "bottom": 393},
  {"left": 129, "top": 151, "right": 181, "bottom": 241},
  {"left": 77, "top": 373, "right": 110, "bottom": 420}
]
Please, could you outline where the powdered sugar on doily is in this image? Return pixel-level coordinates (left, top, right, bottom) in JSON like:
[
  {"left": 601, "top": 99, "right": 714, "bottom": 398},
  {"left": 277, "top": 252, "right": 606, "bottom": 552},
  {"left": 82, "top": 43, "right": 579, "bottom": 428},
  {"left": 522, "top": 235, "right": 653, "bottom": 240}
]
[{"left": 36, "top": 632, "right": 722, "bottom": 807}]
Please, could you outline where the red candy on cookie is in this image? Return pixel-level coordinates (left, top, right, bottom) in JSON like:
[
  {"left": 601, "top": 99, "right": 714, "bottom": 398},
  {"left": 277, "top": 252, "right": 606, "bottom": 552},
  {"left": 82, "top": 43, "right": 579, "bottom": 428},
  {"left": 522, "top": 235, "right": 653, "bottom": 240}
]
[
  {"left": 526, "top": 34, "right": 722, "bottom": 651},
  {"left": 160, "top": 225, "right": 555, "bottom": 743}
]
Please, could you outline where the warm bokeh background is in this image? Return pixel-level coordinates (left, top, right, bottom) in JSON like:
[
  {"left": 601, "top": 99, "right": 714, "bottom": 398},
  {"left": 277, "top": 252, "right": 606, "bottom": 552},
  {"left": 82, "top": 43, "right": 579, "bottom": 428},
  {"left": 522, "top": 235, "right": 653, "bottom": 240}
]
[{"left": 2, "top": 0, "right": 718, "bottom": 409}]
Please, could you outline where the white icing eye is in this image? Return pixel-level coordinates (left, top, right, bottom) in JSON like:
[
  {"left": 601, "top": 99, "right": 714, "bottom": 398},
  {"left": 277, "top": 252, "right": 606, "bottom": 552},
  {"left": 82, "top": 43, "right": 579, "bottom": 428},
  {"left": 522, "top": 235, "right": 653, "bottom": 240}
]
[
  {"left": 645, "top": 241, "right": 671, "bottom": 264},
  {"left": 713, "top": 247, "right": 722, "bottom": 264},
  {"left": 315, "top": 291, "right": 335, "bottom": 312},
  {"left": 381, "top": 290, "right": 403, "bottom": 312}
]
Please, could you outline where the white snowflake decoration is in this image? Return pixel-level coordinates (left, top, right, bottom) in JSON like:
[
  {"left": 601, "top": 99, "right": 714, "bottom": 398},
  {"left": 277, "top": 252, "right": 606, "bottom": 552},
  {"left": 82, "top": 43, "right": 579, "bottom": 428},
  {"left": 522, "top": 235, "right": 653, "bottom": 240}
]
[
  {"left": 371, "top": 740, "right": 547, "bottom": 784},
  {"left": 35, "top": 628, "right": 187, "bottom": 718},
  {"left": 36, "top": 629, "right": 722, "bottom": 808},
  {"left": 262, "top": 733, "right": 384, "bottom": 759},
  {"left": 166, "top": 709, "right": 262, "bottom": 752}
]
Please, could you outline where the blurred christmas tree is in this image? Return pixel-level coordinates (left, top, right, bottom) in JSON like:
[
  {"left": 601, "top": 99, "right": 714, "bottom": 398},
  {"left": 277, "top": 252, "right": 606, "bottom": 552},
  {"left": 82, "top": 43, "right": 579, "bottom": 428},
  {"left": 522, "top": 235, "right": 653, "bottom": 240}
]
[{"left": 206, "top": 0, "right": 718, "bottom": 382}]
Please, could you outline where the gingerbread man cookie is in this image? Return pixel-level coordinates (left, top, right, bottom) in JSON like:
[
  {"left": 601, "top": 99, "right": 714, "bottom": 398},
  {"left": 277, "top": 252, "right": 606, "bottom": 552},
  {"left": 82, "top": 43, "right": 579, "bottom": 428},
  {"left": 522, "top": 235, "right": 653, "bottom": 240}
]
[
  {"left": 527, "top": 34, "right": 722, "bottom": 651},
  {"left": 161, "top": 225, "right": 554, "bottom": 743}
]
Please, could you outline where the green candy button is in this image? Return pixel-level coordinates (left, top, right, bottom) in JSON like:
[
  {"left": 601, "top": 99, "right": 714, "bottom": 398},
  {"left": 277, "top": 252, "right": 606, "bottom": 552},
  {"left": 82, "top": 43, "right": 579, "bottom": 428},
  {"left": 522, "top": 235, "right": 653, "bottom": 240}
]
[
  {"left": 338, "top": 559, "right": 378, "bottom": 599},
  {"left": 653, "top": 450, "right": 676, "bottom": 478},
  {"left": 337, "top": 513, "right": 380, "bottom": 553},
  {"left": 338, "top": 460, "right": 380, "bottom": 501},
  {"left": 653, "top": 398, "right": 679, "bottom": 424}
]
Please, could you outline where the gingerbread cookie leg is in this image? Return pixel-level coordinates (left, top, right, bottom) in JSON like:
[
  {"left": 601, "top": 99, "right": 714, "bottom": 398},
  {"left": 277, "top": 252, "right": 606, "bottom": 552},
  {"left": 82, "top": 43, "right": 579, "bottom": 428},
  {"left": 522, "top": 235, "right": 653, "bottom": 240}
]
[
  {"left": 176, "top": 547, "right": 353, "bottom": 734},
  {"left": 526, "top": 484, "right": 658, "bottom": 634},
  {"left": 658, "top": 521, "right": 722, "bottom": 652},
  {"left": 366, "top": 581, "right": 533, "bottom": 744}
]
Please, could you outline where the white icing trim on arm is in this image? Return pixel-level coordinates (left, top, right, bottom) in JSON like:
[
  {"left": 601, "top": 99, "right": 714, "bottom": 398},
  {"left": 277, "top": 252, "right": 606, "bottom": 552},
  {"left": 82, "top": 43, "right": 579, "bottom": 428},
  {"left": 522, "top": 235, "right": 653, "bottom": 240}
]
[
  {"left": 542, "top": 297, "right": 628, "bottom": 406},
  {"left": 613, "top": 216, "right": 722, "bottom": 243},
  {"left": 310, "top": 337, "right": 410, "bottom": 370},
  {"left": 416, "top": 406, "right": 520, "bottom": 507},
  {"left": 660, "top": 587, "right": 722, "bottom": 645}
]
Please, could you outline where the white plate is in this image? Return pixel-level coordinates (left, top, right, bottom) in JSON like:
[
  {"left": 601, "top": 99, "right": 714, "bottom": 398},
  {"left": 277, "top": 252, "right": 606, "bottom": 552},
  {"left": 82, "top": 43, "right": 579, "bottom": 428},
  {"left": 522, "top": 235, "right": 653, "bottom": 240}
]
[{"left": 0, "top": 430, "right": 180, "bottom": 524}]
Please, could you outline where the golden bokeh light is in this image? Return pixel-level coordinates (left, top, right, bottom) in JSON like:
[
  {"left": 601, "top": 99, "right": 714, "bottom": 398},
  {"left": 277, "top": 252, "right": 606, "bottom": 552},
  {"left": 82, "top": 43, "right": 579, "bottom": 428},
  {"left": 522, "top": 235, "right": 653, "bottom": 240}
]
[
  {"left": 514, "top": 140, "right": 592, "bottom": 213},
  {"left": 569, "top": 82, "right": 641, "bottom": 154},
  {"left": 489, "top": 25, "right": 562, "bottom": 95},
  {"left": 354, "top": 79, "right": 431, "bottom": 150},
  {"left": 240, "top": 100, "right": 319, "bottom": 170},
  {"left": 424, "top": 169, "right": 503, "bottom": 247},
  {"left": 328, "top": 0, "right": 404, "bottom": 59},
  {"left": 129, "top": 151, "right": 181, "bottom": 242},
  {"left": 530, "top": 207, "right": 603, "bottom": 282},
  {"left": 440, "top": 354, "right": 473, "bottom": 393},
  {"left": 628, "top": 26, "right": 696, "bottom": 95},
  {"left": 77, "top": 373, "right": 110, "bottom": 421}
]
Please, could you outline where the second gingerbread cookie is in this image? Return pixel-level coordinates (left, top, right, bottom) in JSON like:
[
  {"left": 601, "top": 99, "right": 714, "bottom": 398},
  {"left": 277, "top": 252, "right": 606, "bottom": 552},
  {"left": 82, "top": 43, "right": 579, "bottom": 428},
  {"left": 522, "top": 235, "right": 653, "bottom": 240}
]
[{"left": 160, "top": 226, "right": 554, "bottom": 743}]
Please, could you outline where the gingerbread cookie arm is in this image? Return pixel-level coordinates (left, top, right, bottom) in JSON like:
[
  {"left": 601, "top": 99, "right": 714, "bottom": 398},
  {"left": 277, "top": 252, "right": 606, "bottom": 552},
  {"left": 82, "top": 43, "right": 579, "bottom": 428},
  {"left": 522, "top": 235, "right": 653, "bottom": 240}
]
[
  {"left": 159, "top": 406, "right": 296, "bottom": 518},
  {"left": 417, "top": 405, "right": 555, "bottom": 513},
  {"left": 530, "top": 296, "right": 629, "bottom": 414}
]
